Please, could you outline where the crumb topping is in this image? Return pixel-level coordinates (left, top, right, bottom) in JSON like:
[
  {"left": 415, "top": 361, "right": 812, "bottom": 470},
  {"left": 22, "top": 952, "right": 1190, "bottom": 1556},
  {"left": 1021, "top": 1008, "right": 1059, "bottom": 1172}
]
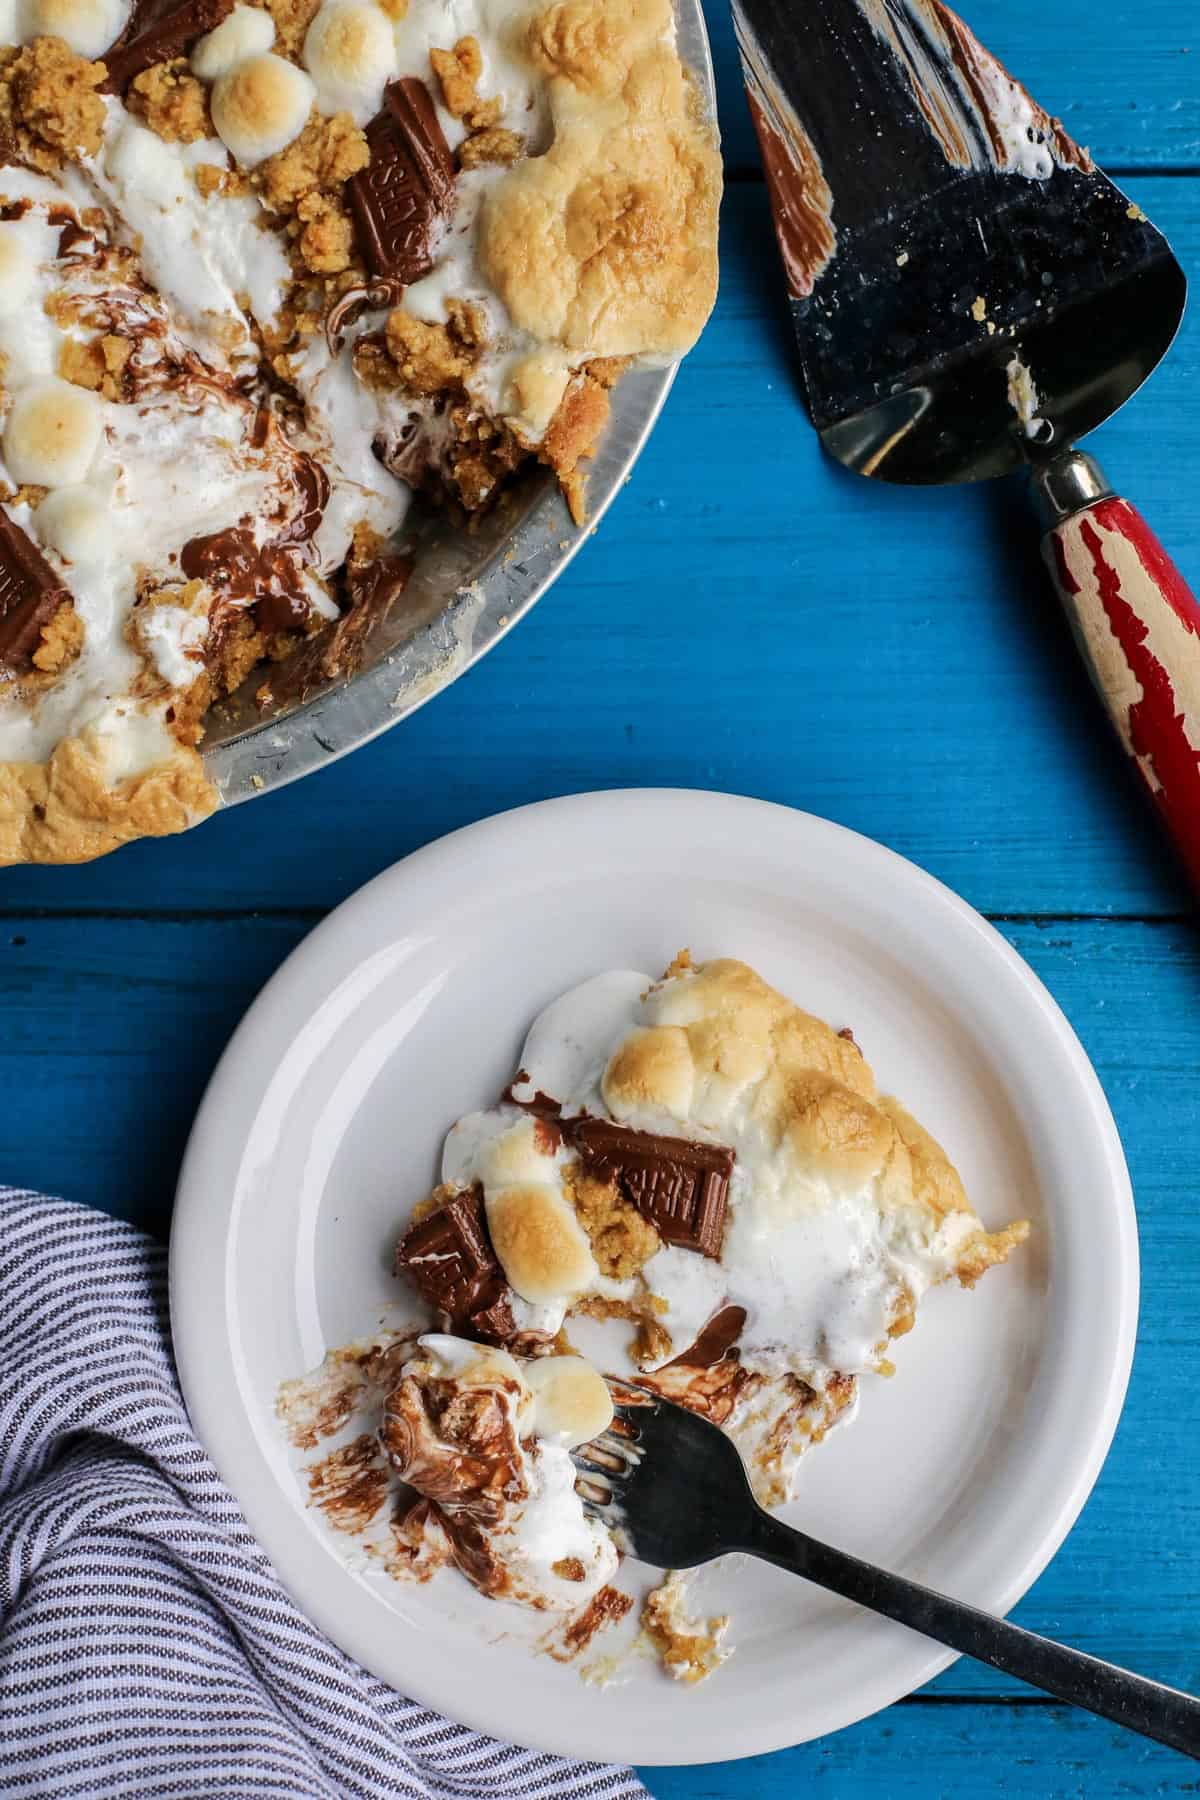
[
  {"left": 31, "top": 600, "right": 84, "bottom": 673},
  {"left": 0, "top": 37, "right": 107, "bottom": 169},
  {"left": 255, "top": 107, "right": 368, "bottom": 274},
  {"left": 458, "top": 124, "right": 523, "bottom": 169},
  {"left": 565, "top": 1164, "right": 660, "bottom": 1280},
  {"left": 127, "top": 57, "right": 213, "bottom": 143}
]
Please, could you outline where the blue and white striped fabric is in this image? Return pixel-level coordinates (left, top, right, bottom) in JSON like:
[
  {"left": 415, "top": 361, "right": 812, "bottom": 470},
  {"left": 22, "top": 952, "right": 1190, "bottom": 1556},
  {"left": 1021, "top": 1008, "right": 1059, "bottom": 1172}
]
[{"left": 0, "top": 1190, "right": 647, "bottom": 1800}]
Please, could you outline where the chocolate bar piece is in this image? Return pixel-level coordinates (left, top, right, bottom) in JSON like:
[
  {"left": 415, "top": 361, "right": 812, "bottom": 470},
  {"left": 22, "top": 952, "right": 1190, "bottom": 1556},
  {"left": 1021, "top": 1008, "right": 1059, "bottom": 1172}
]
[
  {"left": 101, "top": 0, "right": 234, "bottom": 95},
  {"left": 394, "top": 1186, "right": 515, "bottom": 1342},
  {"left": 568, "top": 1118, "right": 734, "bottom": 1259},
  {"left": 348, "top": 79, "right": 455, "bottom": 287},
  {"left": 0, "top": 513, "right": 69, "bottom": 671}
]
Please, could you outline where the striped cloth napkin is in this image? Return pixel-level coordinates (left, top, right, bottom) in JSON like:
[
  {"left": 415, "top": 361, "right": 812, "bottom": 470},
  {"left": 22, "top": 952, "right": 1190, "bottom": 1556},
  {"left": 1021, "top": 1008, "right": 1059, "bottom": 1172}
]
[{"left": 0, "top": 1189, "right": 647, "bottom": 1800}]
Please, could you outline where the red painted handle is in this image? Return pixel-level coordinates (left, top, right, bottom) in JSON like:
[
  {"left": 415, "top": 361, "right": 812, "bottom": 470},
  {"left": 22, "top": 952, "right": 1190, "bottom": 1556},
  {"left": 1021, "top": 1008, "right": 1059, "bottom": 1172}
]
[{"left": 1045, "top": 496, "right": 1200, "bottom": 894}]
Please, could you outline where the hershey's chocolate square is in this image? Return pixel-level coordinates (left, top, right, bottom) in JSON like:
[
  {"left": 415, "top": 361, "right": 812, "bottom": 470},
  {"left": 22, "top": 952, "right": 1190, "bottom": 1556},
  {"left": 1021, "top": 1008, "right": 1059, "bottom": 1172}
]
[
  {"left": 101, "top": 0, "right": 235, "bottom": 94},
  {"left": 348, "top": 79, "right": 455, "bottom": 286},
  {"left": 0, "top": 513, "right": 69, "bottom": 671},
  {"left": 394, "top": 1187, "right": 500, "bottom": 1320},
  {"left": 568, "top": 1118, "right": 734, "bottom": 1259}
]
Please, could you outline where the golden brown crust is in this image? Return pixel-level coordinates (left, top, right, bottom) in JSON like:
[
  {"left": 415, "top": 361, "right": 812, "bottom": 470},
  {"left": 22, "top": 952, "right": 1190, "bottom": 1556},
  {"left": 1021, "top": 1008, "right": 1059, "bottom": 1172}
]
[
  {"left": 478, "top": 0, "right": 721, "bottom": 358},
  {"left": 0, "top": 729, "right": 218, "bottom": 866}
]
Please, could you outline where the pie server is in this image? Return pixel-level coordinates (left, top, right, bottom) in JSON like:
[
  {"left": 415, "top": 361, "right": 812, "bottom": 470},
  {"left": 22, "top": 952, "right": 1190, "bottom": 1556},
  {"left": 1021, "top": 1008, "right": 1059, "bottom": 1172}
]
[{"left": 734, "top": 0, "right": 1199, "bottom": 889}]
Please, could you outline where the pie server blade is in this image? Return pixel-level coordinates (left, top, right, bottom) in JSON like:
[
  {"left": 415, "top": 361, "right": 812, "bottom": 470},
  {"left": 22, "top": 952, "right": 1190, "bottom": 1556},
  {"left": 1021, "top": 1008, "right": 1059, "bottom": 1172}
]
[{"left": 735, "top": 0, "right": 1200, "bottom": 895}]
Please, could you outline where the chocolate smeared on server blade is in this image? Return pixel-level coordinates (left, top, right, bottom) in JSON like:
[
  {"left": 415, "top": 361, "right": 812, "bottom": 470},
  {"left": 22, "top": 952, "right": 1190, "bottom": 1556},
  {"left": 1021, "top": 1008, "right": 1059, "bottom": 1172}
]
[
  {"left": 567, "top": 1118, "right": 734, "bottom": 1259},
  {"left": 348, "top": 79, "right": 456, "bottom": 287},
  {"left": 394, "top": 1186, "right": 517, "bottom": 1344},
  {"left": 101, "top": 0, "right": 235, "bottom": 93},
  {"left": 0, "top": 513, "right": 70, "bottom": 671}
]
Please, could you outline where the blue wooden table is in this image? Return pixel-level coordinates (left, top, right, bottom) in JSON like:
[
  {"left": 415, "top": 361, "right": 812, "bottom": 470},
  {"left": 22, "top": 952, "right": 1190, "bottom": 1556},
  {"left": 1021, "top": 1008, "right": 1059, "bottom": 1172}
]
[{"left": 4, "top": 1, "right": 1199, "bottom": 1792}]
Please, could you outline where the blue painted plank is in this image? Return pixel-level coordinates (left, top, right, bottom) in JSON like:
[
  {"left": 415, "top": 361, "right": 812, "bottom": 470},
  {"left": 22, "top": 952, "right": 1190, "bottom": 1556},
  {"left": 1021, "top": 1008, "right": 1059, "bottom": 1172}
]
[
  {"left": 3, "top": 914, "right": 1198, "bottom": 1701},
  {"left": 1, "top": 178, "right": 1197, "bottom": 917},
  {"left": 705, "top": 0, "right": 1200, "bottom": 175},
  {"left": 640, "top": 1699, "right": 1200, "bottom": 1798}
]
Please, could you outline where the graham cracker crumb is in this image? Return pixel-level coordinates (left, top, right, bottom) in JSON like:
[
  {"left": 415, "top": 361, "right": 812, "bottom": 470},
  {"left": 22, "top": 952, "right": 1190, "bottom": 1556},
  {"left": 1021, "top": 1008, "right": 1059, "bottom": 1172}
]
[
  {"left": 376, "top": 0, "right": 407, "bottom": 15},
  {"left": 11, "top": 484, "right": 48, "bottom": 509},
  {"left": 259, "top": 109, "right": 368, "bottom": 207},
  {"left": 441, "top": 404, "right": 526, "bottom": 511},
  {"left": 0, "top": 38, "right": 106, "bottom": 169},
  {"left": 194, "top": 162, "right": 250, "bottom": 198},
  {"left": 59, "top": 332, "right": 132, "bottom": 401},
  {"left": 294, "top": 190, "right": 356, "bottom": 273},
  {"left": 256, "top": 110, "right": 368, "bottom": 275},
  {"left": 431, "top": 37, "right": 481, "bottom": 115},
  {"left": 662, "top": 948, "right": 692, "bottom": 979},
  {"left": 384, "top": 308, "right": 475, "bottom": 395},
  {"left": 127, "top": 58, "right": 212, "bottom": 143},
  {"left": 32, "top": 601, "right": 84, "bottom": 674},
  {"left": 551, "top": 1556, "right": 586, "bottom": 1581},
  {"left": 262, "top": 0, "right": 323, "bottom": 60},
  {"left": 458, "top": 125, "right": 523, "bottom": 169},
  {"left": 349, "top": 331, "right": 395, "bottom": 393},
  {"left": 430, "top": 35, "right": 502, "bottom": 131},
  {"left": 566, "top": 1165, "right": 660, "bottom": 1280}
]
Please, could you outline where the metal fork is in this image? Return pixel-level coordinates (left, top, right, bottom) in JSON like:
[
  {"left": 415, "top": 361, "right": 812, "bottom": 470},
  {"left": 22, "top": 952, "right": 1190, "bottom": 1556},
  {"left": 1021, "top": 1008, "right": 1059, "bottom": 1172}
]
[{"left": 574, "top": 1386, "right": 1200, "bottom": 1759}]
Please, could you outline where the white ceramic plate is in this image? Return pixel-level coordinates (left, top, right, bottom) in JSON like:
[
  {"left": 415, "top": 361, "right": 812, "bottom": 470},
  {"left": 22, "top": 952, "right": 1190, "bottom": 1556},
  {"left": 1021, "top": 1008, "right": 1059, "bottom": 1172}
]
[{"left": 171, "top": 790, "right": 1138, "bottom": 1766}]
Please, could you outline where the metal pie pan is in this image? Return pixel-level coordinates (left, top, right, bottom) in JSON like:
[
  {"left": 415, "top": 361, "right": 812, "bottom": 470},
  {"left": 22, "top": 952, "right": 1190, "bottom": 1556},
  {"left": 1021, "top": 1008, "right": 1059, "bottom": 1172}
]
[{"left": 204, "top": 0, "right": 715, "bottom": 808}]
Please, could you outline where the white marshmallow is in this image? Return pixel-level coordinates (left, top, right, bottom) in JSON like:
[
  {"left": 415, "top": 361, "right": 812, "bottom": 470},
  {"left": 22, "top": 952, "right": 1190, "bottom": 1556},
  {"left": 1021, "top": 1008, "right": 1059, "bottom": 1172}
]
[
  {"left": 526, "top": 1357, "right": 614, "bottom": 1450},
  {"left": 27, "top": 0, "right": 133, "bottom": 59},
  {"left": 211, "top": 52, "right": 314, "bottom": 166},
  {"left": 4, "top": 379, "right": 103, "bottom": 488},
  {"left": 138, "top": 603, "right": 209, "bottom": 687},
  {"left": 302, "top": 0, "right": 395, "bottom": 126},
  {"left": 36, "top": 485, "right": 109, "bottom": 564},
  {"left": 191, "top": 3, "right": 275, "bottom": 82},
  {"left": 0, "top": 226, "right": 37, "bottom": 315}
]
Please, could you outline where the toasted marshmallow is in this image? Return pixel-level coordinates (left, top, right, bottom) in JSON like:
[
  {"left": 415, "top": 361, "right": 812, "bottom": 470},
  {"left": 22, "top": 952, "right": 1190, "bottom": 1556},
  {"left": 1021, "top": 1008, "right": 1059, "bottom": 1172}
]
[
  {"left": 36, "top": 485, "right": 109, "bottom": 564},
  {"left": 302, "top": 0, "right": 395, "bottom": 126},
  {"left": 211, "top": 52, "right": 315, "bottom": 166},
  {"left": 0, "top": 227, "right": 37, "bottom": 316},
  {"left": 27, "top": 0, "right": 132, "bottom": 57},
  {"left": 526, "top": 1356, "right": 613, "bottom": 1450},
  {"left": 417, "top": 1334, "right": 527, "bottom": 1393},
  {"left": 502, "top": 349, "right": 573, "bottom": 443},
  {"left": 484, "top": 1184, "right": 598, "bottom": 1306},
  {"left": 4, "top": 379, "right": 102, "bottom": 488},
  {"left": 191, "top": 3, "right": 275, "bottom": 81}
]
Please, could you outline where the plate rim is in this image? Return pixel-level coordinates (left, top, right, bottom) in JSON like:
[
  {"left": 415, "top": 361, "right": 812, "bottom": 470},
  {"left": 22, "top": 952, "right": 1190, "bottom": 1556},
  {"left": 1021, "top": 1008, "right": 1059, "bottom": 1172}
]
[{"left": 170, "top": 788, "right": 1139, "bottom": 1765}]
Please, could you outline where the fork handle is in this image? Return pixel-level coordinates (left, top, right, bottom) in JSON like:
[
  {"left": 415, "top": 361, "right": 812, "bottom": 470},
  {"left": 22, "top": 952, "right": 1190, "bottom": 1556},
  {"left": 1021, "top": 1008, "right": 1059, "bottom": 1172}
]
[{"left": 743, "top": 1509, "right": 1200, "bottom": 1759}]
